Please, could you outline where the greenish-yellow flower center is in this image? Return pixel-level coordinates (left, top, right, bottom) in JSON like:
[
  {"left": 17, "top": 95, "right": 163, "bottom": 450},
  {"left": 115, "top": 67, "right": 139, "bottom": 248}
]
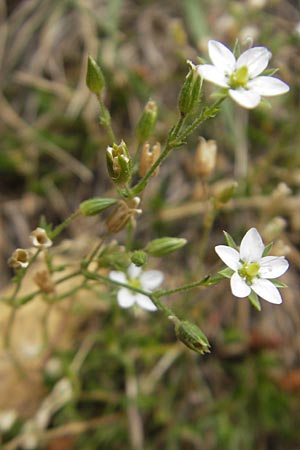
[
  {"left": 238, "top": 262, "right": 260, "bottom": 283},
  {"left": 229, "top": 66, "right": 249, "bottom": 89},
  {"left": 128, "top": 278, "right": 141, "bottom": 289}
]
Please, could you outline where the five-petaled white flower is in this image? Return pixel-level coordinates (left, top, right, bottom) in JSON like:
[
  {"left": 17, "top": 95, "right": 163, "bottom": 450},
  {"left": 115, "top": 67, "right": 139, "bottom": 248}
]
[
  {"left": 215, "top": 228, "right": 289, "bottom": 304},
  {"left": 197, "top": 40, "right": 290, "bottom": 109},
  {"left": 109, "top": 263, "right": 164, "bottom": 311}
]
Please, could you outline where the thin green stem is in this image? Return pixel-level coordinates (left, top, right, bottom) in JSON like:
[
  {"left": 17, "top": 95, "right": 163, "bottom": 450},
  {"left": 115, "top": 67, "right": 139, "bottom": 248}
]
[
  {"left": 176, "top": 98, "right": 225, "bottom": 143},
  {"left": 50, "top": 210, "right": 81, "bottom": 239},
  {"left": 82, "top": 269, "right": 175, "bottom": 317},
  {"left": 96, "top": 94, "right": 116, "bottom": 143},
  {"left": 155, "top": 272, "right": 224, "bottom": 298}
]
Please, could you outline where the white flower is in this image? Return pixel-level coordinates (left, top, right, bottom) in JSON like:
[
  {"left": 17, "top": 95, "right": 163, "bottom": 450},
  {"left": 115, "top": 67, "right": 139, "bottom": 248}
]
[
  {"left": 215, "top": 228, "right": 289, "bottom": 304},
  {"left": 109, "top": 263, "right": 164, "bottom": 311},
  {"left": 197, "top": 40, "right": 290, "bottom": 109}
]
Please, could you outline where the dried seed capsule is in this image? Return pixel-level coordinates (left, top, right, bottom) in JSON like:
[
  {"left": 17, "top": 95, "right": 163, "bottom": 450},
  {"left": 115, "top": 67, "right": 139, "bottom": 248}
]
[{"left": 138, "top": 142, "right": 161, "bottom": 177}]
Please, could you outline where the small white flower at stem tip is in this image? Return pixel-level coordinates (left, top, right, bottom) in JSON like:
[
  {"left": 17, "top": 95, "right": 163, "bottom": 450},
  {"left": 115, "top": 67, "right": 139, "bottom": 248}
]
[
  {"left": 197, "top": 40, "right": 290, "bottom": 109},
  {"left": 215, "top": 227, "right": 289, "bottom": 305},
  {"left": 109, "top": 263, "right": 164, "bottom": 311}
]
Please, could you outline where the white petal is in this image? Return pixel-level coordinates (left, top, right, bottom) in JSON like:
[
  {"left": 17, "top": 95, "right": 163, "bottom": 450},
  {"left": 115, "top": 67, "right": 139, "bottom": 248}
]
[
  {"left": 140, "top": 270, "right": 164, "bottom": 290},
  {"left": 109, "top": 271, "right": 127, "bottom": 283},
  {"left": 251, "top": 278, "right": 282, "bottom": 304},
  {"left": 197, "top": 65, "right": 229, "bottom": 88},
  {"left": 259, "top": 256, "right": 289, "bottom": 279},
  {"left": 127, "top": 263, "right": 142, "bottom": 279},
  {"left": 117, "top": 288, "right": 136, "bottom": 308},
  {"left": 136, "top": 294, "right": 157, "bottom": 311},
  {"left": 240, "top": 228, "right": 264, "bottom": 262},
  {"left": 247, "top": 76, "right": 290, "bottom": 96},
  {"left": 229, "top": 88, "right": 261, "bottom": 109},
  {"left": 237, "top": 47, "right": 271, "bottom": 78},
  {"left": 230, "top": 272, "right": 251, "bottom": 298},
  {"left": 215, "top": 245, "right": 240, "bottom": 270},
  {"left": 208, "top": 40, "right": 236, "bottom": 73}
]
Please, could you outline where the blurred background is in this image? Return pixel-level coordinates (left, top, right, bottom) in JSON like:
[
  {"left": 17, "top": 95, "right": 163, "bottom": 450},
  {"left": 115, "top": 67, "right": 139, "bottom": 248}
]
[{"left": 1, "top": 0, "right": 300, "bottom": 449}]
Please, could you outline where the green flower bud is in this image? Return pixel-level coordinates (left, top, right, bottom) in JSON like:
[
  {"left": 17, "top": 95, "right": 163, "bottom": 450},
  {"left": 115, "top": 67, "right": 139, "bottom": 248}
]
[
  {"left": 86, "top": 55, "right": 105, "bottom": 94},
  {"left": 106, "top": 141, "right": 132, "bottom": 185},
  {"left": 170, "top": 316, "right": 210, "bottom": 355},
  {"left": 80, "top": 198, "right": 117, "bottom": 216},
  {"left": 212, "top": 179, "right": 238, "bottom": 206},
  {"left": 145, "top": 237, "right": 187, "bottom": 257},
  {"left": 131, "top": 250, "right": 148, "bottom": 267},
  {"left": 136, "top": 100, "right": 158, "bottom": 143},
  {"left": 178, "top": 60, "right": 202, "bottom": 116}
]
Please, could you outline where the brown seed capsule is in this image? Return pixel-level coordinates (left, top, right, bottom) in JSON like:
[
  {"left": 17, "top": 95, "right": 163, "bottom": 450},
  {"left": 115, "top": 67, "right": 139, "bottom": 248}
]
[
  {"left": 194, "top": 137, "right": 217, "bottom": 179},
  {"left": 139, "top": 142, "right": 161, "bottom": 177},
  {"left": 33, "top": 270, "right": 56, "bottom": 295},
  {"left": 106, "top": 197, "right": 142, "bottom": 233},
  {"left": 8, "top": 248, "right": 30, "bottom": 269},
  {"left": 30, "top": 228, "right": 53, "bottom": 249}
]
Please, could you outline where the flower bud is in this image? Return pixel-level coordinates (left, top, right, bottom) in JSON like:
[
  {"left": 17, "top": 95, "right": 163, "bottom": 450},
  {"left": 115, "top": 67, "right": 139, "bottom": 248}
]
[
  {"left": 106, "top": 141, "right": 132, "bottom": 185},
  {"left": 145, "top": 237, "right": 187, "bottom": 257},
  {"left": 131, "top": 250, "right": 148, "bottom": 267},
  {"left": 80, "top": 197, "right": 117, "bottom": 216},
  {"left": 136, "top": 100, "right": 158, "bottom": 143},
  {"left": 138, "top": 142, "right": 161, "bottom": 177},
  {"left": 178, "top": 60, "right": 202, "bottom": 116},
  {"left": 86, "top": 55, "right": 105, "bottom": 94},
  {"left": 169, "top": 316, "right": 210, "bottom": 354},
  {"left": 194, "top": 137, "right": 217, "bottom": 179},
  {"left": 212, "top": 179, "right": 238, "bottom": 205},
  {"left": 106, "top": 197, "right": 142, "bottom": 233},
  {"left": 30, "top": 228, "right": 52, "bottom": 249},
  {"left": 263, "top": 216, "right": 287, "bottom": 241},
  {"left": 8, "top": 248, "right": 30, "bottom": 269}
]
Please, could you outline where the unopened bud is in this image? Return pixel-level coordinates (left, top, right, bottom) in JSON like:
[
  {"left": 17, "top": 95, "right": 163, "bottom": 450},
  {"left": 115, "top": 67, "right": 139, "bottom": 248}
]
[
  {"left": 169, "top": 316, "right": 210, "bottom": 354},
  {"left": 86, "top": 55, "right": 105, "bottom": 94},
  {"left": 136, "top": 100, "right": 158, "bottom": 143},
  {"left": 139, "top": 142, "right": 161, "bottom": 177},
  {"left": 131, "top": 250, "right": 148, "bottom": 267},
  {"left": 106, "top": 197, "right": 142, "bottom": 233},
  {"left": 106, "top": 141, "right": 132, "bottom": 185},
  {"left": 145, "top": 237, "right": 187, "bottom": 257},
  {"left": 30, "top": 228, "right": 52, "bottom": 249},
  {"left": 178, "top": 60, "right": 202, "bottom": 116},
  {"left": 212, "top": 179, "right": 238, "bottom": 205},
  {"left": 8, "top": 248, "right": 30, "bottom": 269},
  {"left": 263, "top": 217, "right": 287, "bottom": 241},
  {"left": 80, "top": 197, "right": 117, "bottom": 216},
  {"left": 194, "top": 137, "right": 217, "bottom": 178}
]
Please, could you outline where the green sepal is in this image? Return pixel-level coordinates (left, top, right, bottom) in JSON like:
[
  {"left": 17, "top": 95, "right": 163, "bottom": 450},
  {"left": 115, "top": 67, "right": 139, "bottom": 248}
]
[
  {"left": 218, "top": 267, "right": 234, "bottom": 279},
  {"left": 80, "top": 198, "right": 117, "bottom": 216},
  {"left": 271, "top": 280, "right": 288, "bottom": 288},
  {"left": 223, "top": 231, "right": 239, "bottom": 250},
  {"left": 262, "top": 241, "right": 273, "bottom": 256},
  {"left": 248, "top": 290, "right": 261, "bottom": 311}
]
